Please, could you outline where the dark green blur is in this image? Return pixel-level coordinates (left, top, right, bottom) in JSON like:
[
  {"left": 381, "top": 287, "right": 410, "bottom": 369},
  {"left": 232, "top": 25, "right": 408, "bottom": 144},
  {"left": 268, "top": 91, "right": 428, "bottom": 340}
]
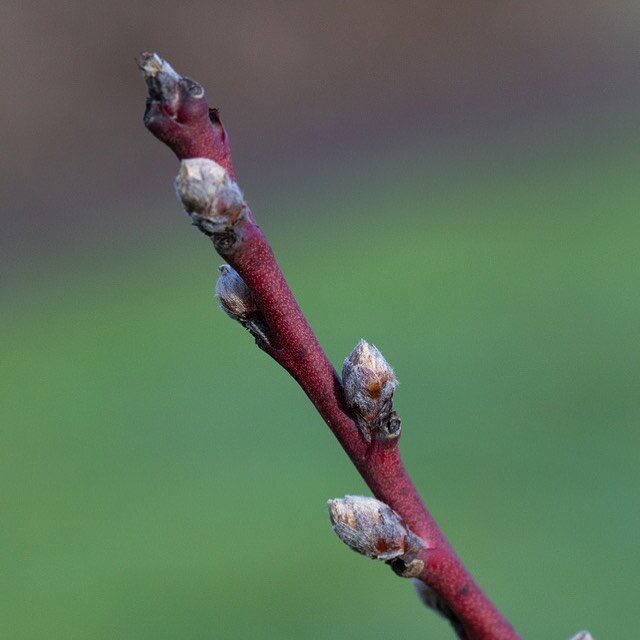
[{"left": 3, "top": 135, "right": 638, "bottom": 639}]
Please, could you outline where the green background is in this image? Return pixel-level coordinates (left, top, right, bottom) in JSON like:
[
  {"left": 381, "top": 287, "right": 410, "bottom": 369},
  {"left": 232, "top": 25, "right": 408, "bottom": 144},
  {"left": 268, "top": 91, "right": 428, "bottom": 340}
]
[{"left": 3, "top": 130, "right": 638, "bottom": 639}]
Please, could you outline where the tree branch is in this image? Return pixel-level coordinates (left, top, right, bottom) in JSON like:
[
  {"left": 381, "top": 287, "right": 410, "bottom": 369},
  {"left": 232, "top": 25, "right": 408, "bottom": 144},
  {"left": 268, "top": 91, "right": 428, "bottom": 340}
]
[{"left": 137, "top": 51, "right": 520, "bottom": 640}]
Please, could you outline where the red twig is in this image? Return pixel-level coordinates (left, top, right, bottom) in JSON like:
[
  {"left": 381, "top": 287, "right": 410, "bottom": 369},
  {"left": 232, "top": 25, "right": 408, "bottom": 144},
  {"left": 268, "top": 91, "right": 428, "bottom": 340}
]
[{"left": 138, "top": 53, "right": 520, "bottom": 640}]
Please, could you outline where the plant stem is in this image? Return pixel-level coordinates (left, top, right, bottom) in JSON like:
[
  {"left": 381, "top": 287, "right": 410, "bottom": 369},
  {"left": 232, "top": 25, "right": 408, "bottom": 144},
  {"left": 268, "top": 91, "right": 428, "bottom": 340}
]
[{"left": 138, "top": 52, "right": 520, "bottom": 640}]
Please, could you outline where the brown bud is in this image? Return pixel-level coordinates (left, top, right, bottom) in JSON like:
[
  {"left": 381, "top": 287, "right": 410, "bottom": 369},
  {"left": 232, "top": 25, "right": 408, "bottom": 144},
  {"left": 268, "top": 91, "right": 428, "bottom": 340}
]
[
  {"left": 327, "top": 495, "right": 423, "bottom": 571},
  {"left": 341, "top": 340, "right": 401, "bottom": 442},
  {"left": 175, "top": 159, "right": 245, "bottom": 235},
  {"left": 215, "top": 265, "right": 257, "bottom": 322},
  {"left": 214, "top": 265, "right": 269, "bottom": 345}
]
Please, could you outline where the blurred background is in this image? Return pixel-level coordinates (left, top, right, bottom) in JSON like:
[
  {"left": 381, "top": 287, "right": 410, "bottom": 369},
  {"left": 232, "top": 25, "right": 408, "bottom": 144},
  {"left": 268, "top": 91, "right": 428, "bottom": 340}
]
[{"left": 2, "top": 1, "right": 639, "bottom": 638}]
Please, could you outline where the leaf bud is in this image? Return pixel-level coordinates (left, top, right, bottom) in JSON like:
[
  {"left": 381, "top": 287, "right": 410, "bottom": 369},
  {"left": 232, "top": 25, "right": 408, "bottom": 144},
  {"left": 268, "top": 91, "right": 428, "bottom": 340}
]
[
  {"left": 341, "top": 339, "right": 401, "bottom": 441},
  {"left": 215, "top": 265, "right": 257, "bottom": 321},
  {"left": 137, "top": 52, "right": 181, "bottom": 85},
  {"left": 327, "top": 495, "right": 423, "bottom": 573},
  {"left": 175, "top": 158, "right": 245, "bottom": 235},
  {"left": 215, "top": 265, "right": 269, "bottom": 344}
]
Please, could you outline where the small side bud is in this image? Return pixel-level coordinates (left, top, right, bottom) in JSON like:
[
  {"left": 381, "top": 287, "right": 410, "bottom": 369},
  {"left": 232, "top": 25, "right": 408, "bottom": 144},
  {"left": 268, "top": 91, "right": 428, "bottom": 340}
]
[
  {"left": 175, "top": 158, "right": 245, "bottom": 236},
  {"left": 216, "top": 265, "right": 257, "bottom": 321},
  {"left": 342, "top": 339, "right": 401, "bottom": 442},
  {"left": 327, "top": 495, "right": 424, "bottom": 575},
  {"left": 569, "top": 633, "right": 594, "bottom": 640},
  {"left": 412, "top": 579, "right": 465, "bottom": 638},
  {"left": 215, "top": 265, "right": 269, "bottom": 345}
]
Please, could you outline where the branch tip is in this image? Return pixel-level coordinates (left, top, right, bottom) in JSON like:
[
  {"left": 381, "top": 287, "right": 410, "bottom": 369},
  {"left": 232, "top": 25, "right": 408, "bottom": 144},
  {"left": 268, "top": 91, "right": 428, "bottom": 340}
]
[
  {"left": 137, "top": 52, "right": 184, "bottom": 106},
  {"left": 136, "top": 52, "right": 179, "bottom": 80}
]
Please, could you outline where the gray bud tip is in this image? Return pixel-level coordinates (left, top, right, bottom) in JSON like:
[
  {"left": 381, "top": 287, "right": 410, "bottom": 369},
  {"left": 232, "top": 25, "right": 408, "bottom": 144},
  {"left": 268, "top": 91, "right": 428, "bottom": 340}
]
[
  {"left": 342, "top": 340, "right": 398, "bottom": 425},
  {"left": 327, "top": 495, "right": 414, "bottom": 562},
  {"left": 569, "top": 633, "right": 594, "bottom": 640},
  {"left": 215, "top": 265, "right": 257, "bottom": 321},
  {"left": 137, "top": 52, "right": 180, "bottom": 80},
  {"left": 346, "top": 340, "right": 396, "bottom": 378},
  {"left": 175, "top": 159, "right": 244, "bottom": 234}
]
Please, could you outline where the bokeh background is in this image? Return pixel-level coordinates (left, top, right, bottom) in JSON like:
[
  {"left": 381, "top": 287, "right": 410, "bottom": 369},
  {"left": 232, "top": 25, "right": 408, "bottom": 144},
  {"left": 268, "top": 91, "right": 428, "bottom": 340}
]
[{"left": 2, "top": 2, "right": 639, "bottom": 638}]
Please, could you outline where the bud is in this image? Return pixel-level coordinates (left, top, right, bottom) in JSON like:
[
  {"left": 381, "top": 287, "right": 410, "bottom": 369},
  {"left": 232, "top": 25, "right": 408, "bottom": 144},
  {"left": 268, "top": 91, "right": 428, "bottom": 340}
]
[
  {"left": 569, "top": 633, "right": 594, "bottom": 640},
  {"left": 137, "top": 52, "right": 180, "bottom": 84},
  {"left": 215, "top": 265, "right": 257, "bottom": 321},
  {"left": 215, "top": 265, "right": 269, "bottom": 344},
  {"left": 327, "top": 495, "right": 423, "bottom": 574},
  {"left": 175, "top": 158, "right": 245, "bottom": 235},
  {"left": 412, "top": 579, "right": 464, "bottom": 636},
  {"left": 341, "top": 339, "right": 400, "bottom": 442}
]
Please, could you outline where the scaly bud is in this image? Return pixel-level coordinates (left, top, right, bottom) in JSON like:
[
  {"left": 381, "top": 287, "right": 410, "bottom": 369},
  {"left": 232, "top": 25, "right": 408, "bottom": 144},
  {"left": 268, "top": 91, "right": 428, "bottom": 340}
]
[
  {"left": 569, "top": 633, "right": 594, "bottom": 640},
  {"left": 137, "top": 52, "right": 181, "bottom": 90},
  {"left": 327, "top": 495, "right": 424, "bottom": 576},
  {"left": 412, "top": 579, "right": 465, "bottom": 637},
  {"left": 342, "top": 339, "right": 401, "bottom": 442},
  {"left": 175, "top": 158, "right": 245, "bottom": 236},
  {"left": 215, "top": 265, "right": 269, "bottom": 345},
  {"left": 216, "top": 265, "right": 257, "bottom": 321}
]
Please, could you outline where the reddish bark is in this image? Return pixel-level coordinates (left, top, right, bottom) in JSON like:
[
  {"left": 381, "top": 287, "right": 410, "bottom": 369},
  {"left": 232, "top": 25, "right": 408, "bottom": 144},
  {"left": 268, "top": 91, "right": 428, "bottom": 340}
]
[{"left": 138, "top": 53, "right": 520, "bottom": 640}]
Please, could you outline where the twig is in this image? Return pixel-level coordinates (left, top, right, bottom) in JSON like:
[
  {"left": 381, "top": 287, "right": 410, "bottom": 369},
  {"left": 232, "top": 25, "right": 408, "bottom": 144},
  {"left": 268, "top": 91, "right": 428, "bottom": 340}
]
[{"left": 137, "top": 51, "right": 521, "bottom": 640}]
